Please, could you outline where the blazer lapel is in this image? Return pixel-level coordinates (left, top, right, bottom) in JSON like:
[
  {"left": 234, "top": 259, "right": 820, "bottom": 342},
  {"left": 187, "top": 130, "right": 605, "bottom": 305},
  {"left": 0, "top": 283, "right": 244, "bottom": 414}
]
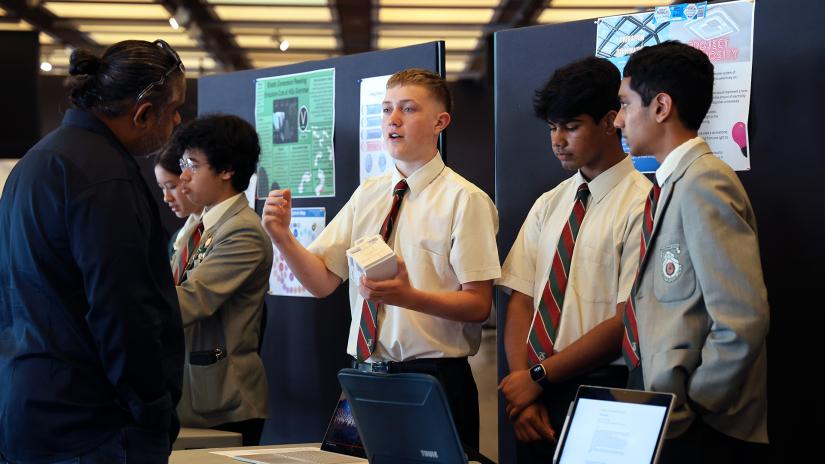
[
  {"left": 194, "top": 195, "right": 250, "bottom": 267},
  {"left": 638, "top": 142, "right": 713, "bottom": 273}
]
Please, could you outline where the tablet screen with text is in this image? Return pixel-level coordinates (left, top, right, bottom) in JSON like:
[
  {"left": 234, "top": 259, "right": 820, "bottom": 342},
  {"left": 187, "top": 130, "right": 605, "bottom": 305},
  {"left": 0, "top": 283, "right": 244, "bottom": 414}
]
[{"left": 554, "top": 386, "right": 674, "bottom": 464}]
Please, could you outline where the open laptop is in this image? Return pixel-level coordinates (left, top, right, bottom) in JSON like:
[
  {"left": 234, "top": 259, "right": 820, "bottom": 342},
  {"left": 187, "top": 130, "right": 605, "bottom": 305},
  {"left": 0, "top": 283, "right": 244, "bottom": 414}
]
[
  {"left": 221, "top": 394, "right": 367, "bottom": 464},
  {"left": 337, "top": 368, "right": 482, "bottom": 464},
  {"left": 553, "top": 385, "right": 676, "bottom": 464}
]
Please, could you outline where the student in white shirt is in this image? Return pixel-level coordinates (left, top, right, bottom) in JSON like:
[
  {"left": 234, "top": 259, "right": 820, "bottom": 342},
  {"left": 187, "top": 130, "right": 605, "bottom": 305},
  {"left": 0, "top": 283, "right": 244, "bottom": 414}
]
[
  {"left": 262, "top": 68, "right": 500, "bottom": 451},
  {"left": 497, "top": 57, "right": 651, "bottom": 462}
]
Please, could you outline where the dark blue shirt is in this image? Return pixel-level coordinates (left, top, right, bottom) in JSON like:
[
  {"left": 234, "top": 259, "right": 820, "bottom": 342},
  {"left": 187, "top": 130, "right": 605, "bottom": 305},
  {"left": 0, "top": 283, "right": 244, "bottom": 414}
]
[{"left": 0, "top": 109, "right": 184, "bottom": 462}]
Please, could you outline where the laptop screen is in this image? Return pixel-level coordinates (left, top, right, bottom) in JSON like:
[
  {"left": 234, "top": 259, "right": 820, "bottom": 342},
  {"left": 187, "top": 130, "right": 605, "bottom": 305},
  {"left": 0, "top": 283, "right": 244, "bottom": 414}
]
[
  {"left": 554, "top": 386, "right": 674, "bottom": 464},
  {"left": 319, "top": 394, "right": 367, "bottom": 459}
]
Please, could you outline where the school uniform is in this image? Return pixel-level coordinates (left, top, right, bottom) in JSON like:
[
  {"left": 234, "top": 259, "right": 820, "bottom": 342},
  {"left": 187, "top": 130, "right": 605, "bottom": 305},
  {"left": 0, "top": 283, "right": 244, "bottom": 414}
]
[
  {"left": 499, "top": 156, "right": 650, "bottom": 461},
  {"left": 627, "top": 138, "right": 769, "bottom": 462},
  {"left": 309, "top": 153, "right": 501, "bottom": 449}
]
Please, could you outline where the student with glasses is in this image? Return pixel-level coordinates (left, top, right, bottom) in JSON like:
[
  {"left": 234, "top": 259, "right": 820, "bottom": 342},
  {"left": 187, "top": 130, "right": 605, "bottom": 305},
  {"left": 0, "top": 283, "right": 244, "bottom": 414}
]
[
  {"left": 168, "top": 115, "right": 272, "bottom": 446},
  {"left": 0, "top": 40, "right": 187, "bottom": 463}
]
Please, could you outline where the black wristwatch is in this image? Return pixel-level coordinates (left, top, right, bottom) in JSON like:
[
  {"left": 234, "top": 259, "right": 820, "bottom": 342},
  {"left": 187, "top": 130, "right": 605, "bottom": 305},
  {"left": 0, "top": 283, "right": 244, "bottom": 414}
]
[{"left": 529, "top": 363, "right": 551, "bottom": 389}]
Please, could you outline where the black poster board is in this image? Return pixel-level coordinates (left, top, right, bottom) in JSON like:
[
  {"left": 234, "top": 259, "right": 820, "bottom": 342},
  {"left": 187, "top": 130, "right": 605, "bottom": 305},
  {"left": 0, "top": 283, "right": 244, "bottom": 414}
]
[
  {"left": 493, "top": 1, "right": 823, "bottom": 461},
  {"left": 197, "top": 42, "right": 444, "bottom": 444}
]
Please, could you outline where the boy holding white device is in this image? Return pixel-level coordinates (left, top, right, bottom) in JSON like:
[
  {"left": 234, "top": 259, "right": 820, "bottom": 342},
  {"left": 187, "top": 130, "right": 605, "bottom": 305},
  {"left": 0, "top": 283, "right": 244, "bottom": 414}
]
[{"left": 262, "top": 68, "right": 500, "bottom": 450}]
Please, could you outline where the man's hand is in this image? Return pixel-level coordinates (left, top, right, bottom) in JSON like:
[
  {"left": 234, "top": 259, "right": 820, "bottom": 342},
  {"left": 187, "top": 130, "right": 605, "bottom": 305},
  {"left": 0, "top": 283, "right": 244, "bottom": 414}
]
[
  {"left": 261, "top": 189, "right": 292, "bottom": 245},
  {"left": 511, "top": 403, "right": 556, "bottom": 443},
  {"left": 499, "top": 368, "right": 543, "bottom": 419},
  {"left": 359, "top": 256, "right": 417, "bottom": 308}
]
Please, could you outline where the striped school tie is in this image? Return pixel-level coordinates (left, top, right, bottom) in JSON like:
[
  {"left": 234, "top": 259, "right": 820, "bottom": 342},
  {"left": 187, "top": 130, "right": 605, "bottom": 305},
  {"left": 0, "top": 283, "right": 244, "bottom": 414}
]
[
  {"left": 622, "top": 181, "right": 661, "bottom": 368},
  {"left": 356, "top": 179, "right": 408, "bottom": 362},
  {"left": 527, "top": 183, "right": 590, "bottom": 364},
  {"left": 173, "top": 221, "right": 204, "bottom": 285}
]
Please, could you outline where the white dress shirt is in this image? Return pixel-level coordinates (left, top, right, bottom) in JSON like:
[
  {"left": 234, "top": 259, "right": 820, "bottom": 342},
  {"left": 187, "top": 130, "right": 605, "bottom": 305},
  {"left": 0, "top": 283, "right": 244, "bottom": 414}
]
[
  {"left": 655, "top": 136, "right": 704, "bottom": 187},
  {"left": 654, "top": 137, "right": 703, "bottom": 227},
  {"left": 309, "top": 153, "right": 501, "bottom": 361},
  {"left": 173, "top": 211, "right": 203, "bottom": 252},
  {"left": 498, "top": 156, "right": 651, "bottom": 353},
  {"left": 202, "top": 193, "right": 244, "bottom": 232}
]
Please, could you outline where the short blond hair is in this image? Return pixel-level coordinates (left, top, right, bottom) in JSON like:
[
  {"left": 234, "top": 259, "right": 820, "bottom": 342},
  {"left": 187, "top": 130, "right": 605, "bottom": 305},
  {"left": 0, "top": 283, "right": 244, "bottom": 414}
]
[{"left": 386, "top": 68, "right": 452, "bottom": 113}]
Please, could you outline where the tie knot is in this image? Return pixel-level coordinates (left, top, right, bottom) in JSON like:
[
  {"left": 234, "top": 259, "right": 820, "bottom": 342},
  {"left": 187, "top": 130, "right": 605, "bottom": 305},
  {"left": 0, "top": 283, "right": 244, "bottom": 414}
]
[
  {"left": 575, "top": 183, "right": 590, "bottom": 201},
  {"left": 394, "top": 179, "right": 409, "bottom": 197}
]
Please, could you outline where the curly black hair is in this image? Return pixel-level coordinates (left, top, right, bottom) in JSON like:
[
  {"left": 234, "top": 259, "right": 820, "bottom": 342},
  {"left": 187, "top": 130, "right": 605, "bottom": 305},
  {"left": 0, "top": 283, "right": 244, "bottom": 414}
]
[{"left": 167, "top": 114, "right": 260, "bottom": 192}]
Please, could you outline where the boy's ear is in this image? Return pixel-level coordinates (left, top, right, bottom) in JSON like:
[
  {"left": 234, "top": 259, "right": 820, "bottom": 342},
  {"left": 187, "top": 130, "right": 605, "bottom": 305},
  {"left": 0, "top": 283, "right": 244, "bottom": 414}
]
[
  {"left": 653, "top": 92, "right": 674, "bottom": 124},
  {"left": 219, "top": 169, "right": 235, "bottom": 182},
  {"left": 602, "top": 110, "right": 618, "bottom": 134},
  {"left": 435, "top": 111, "right": 451, "bottom": 134}
]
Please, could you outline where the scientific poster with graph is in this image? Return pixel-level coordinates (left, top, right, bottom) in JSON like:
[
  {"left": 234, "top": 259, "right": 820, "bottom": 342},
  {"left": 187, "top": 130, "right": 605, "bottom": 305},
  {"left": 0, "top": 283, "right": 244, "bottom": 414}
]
[
  {"left": 255, "top": 68, "right": 336, "bottom": 198},
  {"left": 596, "top": 1, "right": 754, "bottom": 172},
  {"left": 269, "top": 207, "right": 326, "bottom": 297}
]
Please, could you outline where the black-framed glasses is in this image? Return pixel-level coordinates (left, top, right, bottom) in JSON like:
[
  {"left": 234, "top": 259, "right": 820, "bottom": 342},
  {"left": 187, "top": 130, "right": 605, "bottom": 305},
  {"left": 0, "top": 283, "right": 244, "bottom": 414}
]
[{"left": 136, "top": 39, "right": 185, "bottom": 102}]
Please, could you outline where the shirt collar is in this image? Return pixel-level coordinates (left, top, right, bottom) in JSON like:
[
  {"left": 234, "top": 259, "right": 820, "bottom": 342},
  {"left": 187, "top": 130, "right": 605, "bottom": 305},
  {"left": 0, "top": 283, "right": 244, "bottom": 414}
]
[
  {"left": 656, "top": 137, "right": 704, "bottom": 186},
  {"left": 202, "top": 193, "right": 243, "bottom": 231},
  {"left": 576, "top": 155, "right": 635, "bottom": 204},
  {"left": 62, "top": 108, "right": 132, "bottom": 159},
  {"left": 391, "top": 151, "right": 445, "bottom": 197}
]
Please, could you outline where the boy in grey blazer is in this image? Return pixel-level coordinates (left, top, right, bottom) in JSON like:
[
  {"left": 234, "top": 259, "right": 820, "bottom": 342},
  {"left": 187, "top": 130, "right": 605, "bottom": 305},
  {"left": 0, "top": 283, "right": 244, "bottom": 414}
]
[
  {"left": 614, "top": 41, "right": 769, "bottom": 463},
  {"left": 172, "top": 115, "right": 273, "bottom": 445}
]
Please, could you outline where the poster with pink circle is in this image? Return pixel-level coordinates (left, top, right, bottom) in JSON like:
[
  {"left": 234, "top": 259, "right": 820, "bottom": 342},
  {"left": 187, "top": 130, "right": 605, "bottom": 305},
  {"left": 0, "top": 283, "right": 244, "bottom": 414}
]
[
  {"left": 269, "top": 207, "right": 326, "bottom": 298},
  {"left": 596, "top": 0, "right": 754, "bottom": 172}
]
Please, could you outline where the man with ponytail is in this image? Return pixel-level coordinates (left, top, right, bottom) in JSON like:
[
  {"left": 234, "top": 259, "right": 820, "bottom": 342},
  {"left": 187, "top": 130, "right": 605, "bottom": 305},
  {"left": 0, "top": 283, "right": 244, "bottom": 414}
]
[{"left": 0, "top": 40, "right": 187, "bottom": 463}]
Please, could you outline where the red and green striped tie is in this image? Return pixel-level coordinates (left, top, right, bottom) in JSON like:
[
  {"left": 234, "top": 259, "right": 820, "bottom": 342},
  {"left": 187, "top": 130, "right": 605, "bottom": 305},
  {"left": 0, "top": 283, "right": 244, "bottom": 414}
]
[
  {"left": 527, "top": 183, "right": 590, "bottom": 364},
  {"left": 356, "top": 179, "right": 408, "bottom": 361},
  {"left": 173, "top": 221, "right": 204, "bottom": 285},
  {"left": 622, "top": 182, "right": 661, "bottom": 368}
]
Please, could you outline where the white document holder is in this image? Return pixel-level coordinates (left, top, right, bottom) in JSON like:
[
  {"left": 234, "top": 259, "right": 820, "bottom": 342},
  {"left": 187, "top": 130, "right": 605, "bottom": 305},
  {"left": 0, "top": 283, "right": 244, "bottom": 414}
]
[{"left": 346, "top": 235, "right": 397, "bottom": 281}]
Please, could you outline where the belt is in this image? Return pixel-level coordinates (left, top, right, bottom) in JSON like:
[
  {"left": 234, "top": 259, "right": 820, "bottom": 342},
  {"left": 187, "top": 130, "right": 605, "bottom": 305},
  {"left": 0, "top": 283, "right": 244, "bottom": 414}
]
[
  {"left": 351, "top": 356, "right": 469, "bottom": 374},
  {"left": 352, "top": 360, "right": 393, "bottom": 373}
]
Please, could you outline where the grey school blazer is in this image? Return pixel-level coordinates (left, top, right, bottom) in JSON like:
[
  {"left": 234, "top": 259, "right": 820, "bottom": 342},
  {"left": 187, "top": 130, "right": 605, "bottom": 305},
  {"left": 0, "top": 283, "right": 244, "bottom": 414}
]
[
  {"left": 175, "top": 195, "right": 273, "bottom": 428},
  {"left": 634, "top": 141, "right": 769, "bottom": 443}
]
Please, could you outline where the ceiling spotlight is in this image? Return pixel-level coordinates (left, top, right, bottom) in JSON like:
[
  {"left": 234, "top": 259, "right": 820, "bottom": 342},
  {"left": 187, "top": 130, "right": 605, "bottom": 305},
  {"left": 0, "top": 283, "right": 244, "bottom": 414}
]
[
  {"left": 172, "top": 7, "right": 191, "bottom": 29},
  {"left": 40, "top": 61, "right": 52, "bottom": 72},
  {"left": 272, "top": 29, "right": 289, "bottom": 52}
]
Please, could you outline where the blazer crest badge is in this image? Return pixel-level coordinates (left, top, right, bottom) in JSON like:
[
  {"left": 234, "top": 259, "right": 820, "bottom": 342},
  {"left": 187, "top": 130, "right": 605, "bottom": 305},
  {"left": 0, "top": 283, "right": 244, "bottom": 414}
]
[{"left": 660, "top": 244, "right": 683, "bottom": 283}]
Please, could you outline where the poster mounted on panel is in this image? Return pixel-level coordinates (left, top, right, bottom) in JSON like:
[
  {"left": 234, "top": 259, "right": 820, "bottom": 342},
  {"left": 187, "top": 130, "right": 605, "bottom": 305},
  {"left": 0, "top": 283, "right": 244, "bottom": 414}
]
[
  {"left": 269, "top": 207, "right": 326, "bottom": 298},
  {"left": 359, "top": 74, "right": 392, "bottom": 184},
  {"left": 596, "top": 1, "right": 754, "bottom": 172},
  {"left": 255, "top": 69, "right": 336, "bottom": 198}
]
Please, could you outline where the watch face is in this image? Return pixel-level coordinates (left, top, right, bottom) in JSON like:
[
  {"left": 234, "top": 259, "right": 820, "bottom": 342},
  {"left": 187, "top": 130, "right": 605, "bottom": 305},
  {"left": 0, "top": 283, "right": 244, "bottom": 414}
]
[{"left": 530, "top": 364, "right": 545, "bottom": 382}]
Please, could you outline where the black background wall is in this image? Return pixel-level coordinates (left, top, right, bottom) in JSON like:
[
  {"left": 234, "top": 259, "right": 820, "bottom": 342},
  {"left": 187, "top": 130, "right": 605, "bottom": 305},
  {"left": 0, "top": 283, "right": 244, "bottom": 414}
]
[
  {"left": 446, "top": 77, "right": 495, "bottom": 200},
  {"left": 0, "top": 31, "right": 39, "bottom": 158},
  {"left": 493, "top": 0, "right": 823, "bottom": 462}
]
